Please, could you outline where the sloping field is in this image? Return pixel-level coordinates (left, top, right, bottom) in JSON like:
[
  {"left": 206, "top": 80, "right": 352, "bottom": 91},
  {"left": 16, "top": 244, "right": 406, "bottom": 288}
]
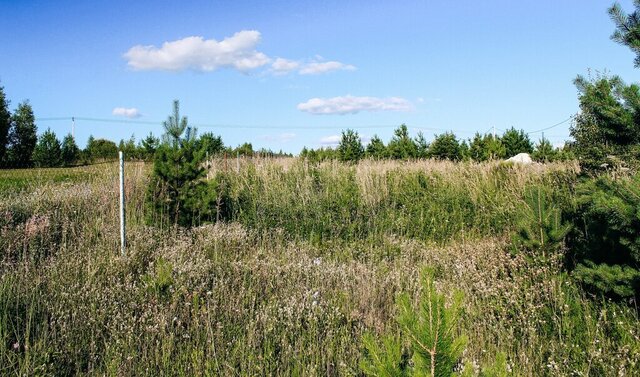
[{"left": 1, "top": 159, "right": 638, "bottom": 375}]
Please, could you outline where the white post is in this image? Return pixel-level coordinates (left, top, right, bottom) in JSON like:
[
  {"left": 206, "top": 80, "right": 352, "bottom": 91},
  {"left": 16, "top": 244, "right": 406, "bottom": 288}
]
[
  {"left": 71, "top": 117, "right": 75, "bottom": 139},
  {"left": 119, "top": 151, "right": 126, "bottom": 255}
]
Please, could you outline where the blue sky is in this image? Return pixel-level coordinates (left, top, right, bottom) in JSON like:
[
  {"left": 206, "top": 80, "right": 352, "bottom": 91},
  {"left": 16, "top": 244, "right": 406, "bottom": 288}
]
[{"left": 0, "top": 0, "right": 638, "bottom": 152}]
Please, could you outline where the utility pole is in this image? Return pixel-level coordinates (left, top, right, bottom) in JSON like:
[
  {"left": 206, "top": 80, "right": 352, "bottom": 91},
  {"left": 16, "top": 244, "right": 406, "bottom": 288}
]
[
  {"left": 119, "top": 151, "right": 126, "bottom": 255},
  {"left": 72, "top": 117, "right": 75, "bottom": 139},
  {"left": 492, "top": 125, "right": 496, "bottom": 140}
]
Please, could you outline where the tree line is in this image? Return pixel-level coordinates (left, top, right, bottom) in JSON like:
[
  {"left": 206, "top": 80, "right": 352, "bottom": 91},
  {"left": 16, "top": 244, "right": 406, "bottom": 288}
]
[{"left": 301, "top": 124, "right": 573, "bottom": 163}]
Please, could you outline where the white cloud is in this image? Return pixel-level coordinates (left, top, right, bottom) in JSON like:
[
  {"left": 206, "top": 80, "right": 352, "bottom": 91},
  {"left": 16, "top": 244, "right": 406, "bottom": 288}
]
[
  {"left": 319, "top": 135, "right": 341, "bottom": 145},
  {"left": 297, "top": 95, "right": 413, "bottom": 115},
  {"left": 270, "top": 58, "right": 301, "bottom": 75},
  {"left": 269, "top": 57, "right": 355, "bottom": 76},
  {"left": 260, "top": 133, "right": 296, "bottom": 142},
  {"left": 124, "top": 31, "right": 354, "bottom": 77},
  {"left": 112, "top": 107, "right": 141, "bottom": 118},
  {"left": 124, "top": 31, "right": 270, "bottom": 72},
  {"left": 299, "top": 60, "right": 356, "bottom": 75},
  {"left": 319, "top": 134, "right": 369, "bottom": 146}
]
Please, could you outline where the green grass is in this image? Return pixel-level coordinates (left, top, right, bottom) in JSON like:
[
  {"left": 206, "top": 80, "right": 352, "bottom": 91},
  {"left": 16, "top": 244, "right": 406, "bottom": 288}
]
[
  {"left": 0, "top": 158, "right": 638, "bottom": 376},
  {"left": 0, "top": 164, "right": 113, "bottom": 197}
]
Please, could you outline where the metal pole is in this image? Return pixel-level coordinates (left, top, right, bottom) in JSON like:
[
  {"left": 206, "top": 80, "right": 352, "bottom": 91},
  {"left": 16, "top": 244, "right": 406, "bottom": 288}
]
[
  {"left": 119, "top": 151, "right": 126, "bottom": 255},
  {"left": 72, "top": 117, "right": 75, "bottom": 139}
]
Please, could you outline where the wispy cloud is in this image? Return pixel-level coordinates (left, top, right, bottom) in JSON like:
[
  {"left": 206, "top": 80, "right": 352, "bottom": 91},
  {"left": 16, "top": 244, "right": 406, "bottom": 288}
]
[
  {"left": 319, "top": 135, "right": 341, "bottom": 145},
  {"left": 298, "top": 95, "right": 413, "bottom": 115},
  {"left": 318, "top": 134, "right": 370, "bottom": 146},
  {"left": 269, "top": 57, "right": 355, "bottom": 76},
  {"left": 124, "top": 31, "right": 270, "bottom": 72},
  {"left": 270, "top": 58, "right": 301, "bottom": 75},
  {"left": 299, "top": 60, "right": 356, "bottom": 75},
  {"left": 112, "top": 107, "right": 141, "bottom": 118}
]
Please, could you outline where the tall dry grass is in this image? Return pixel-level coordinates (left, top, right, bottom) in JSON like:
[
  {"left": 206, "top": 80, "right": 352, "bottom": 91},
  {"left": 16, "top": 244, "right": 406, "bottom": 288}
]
[{"left": 1, "top": 158, "right": 638, "bottom": 376}]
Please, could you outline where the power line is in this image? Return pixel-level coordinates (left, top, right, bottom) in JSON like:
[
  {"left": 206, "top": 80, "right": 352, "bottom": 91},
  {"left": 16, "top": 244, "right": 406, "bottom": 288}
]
[
  {"left": 34, "top": 114, "right": 576, "bottom": 135},
  {"left": 526, "top": 115, "right": 574, "bottom": 134},
  {"left": 34, "top": 116, "right": 477, "bottom": 131}
]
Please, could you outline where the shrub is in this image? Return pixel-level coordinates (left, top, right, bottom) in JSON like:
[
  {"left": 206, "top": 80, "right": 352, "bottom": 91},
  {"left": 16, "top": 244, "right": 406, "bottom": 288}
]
[
  {"left": 429, "top": 132, "right": 462, "bottom": 161},
  {"left": 337, "top": 129, "right": 364, "bottom": 162},
  {"left": 86, "top": 137, "right": 118, "bottom": 162},
  {"left": 361, "top": 269, "right": 467, "bottom": 376},
  {"left": 61, "top": 133, "right": 79, "bottom": 166},
  {"left": 387, "top": 124, "right": 418, "bottom": 159},
  {"left": 148, "top": 141, "right": 208, "bottom": 227},
  {"left": 512, "top": 186, "right": 570, "bottom": 259},
  {"left": 32, "top": 128, "right": 61, "bottom": 167},
  {"left": 361, "top": 269, "right": 512, "bottom": 376},
  {"left": 501, "top": 127, "right": 533, "bottom": 158},
  {"left": 567, "top": 173, "right": 640, "bottom": 299}
]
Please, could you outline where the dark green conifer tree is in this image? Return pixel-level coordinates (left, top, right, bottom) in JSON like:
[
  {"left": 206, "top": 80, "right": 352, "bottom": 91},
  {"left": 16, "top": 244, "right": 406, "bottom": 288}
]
[
  {"left": 32, "top": 128, "right": 61, "bottom": 167},
  {"left": 8, "top": 102, "right": 38, "bottom": 167},
  {"left": 61, "top": 133, "right": 80, "bottom": 166}
]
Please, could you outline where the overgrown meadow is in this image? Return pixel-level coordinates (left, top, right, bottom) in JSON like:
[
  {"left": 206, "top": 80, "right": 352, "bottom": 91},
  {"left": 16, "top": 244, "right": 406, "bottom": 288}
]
[{"left": 1, "top": 158, "right": 639, "bottom": 376}]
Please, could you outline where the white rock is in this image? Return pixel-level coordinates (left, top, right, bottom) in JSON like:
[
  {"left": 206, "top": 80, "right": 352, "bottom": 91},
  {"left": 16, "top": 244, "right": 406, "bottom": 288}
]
[{"left": 505, "top": 153, "right": 533, "bottom": 164}]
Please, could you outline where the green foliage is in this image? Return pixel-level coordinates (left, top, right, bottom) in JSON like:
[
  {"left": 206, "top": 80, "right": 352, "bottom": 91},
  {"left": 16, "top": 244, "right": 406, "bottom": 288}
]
[
  {"left": 512, "top": 186, "right": 570, "bottom": 258},
  {"left": 300, "top": 146, "right": 337, "bottom": 163},
  {"left": 361, "top": 270, "right": 467, "bottom": 376},
  {"left": 162, "top": 100, "right": 191, "bottom": 147},
  {"left": 501, "top": 127, "right": 533, "bottom": 158},
  {"left": 531, "top": 136, "right": 557, "bottom": 162},
  {"left": 609, "top": 1, "right": 640, "bottom": 67},
  {"left": 142, "top": 257, "right": 174, "bottom": 300},
  {"left": 388, "top": 124, "right": 418, "bottom": 159},
  {"left": 118, "top": 134, "right": 138, "bottom": 160},
  {"left": 32, "top": 129, "right": 61, "bottom": 167},
  {"left": 86, "top": 137, "right": 118, "bottom": 162},
  {"left": 61, "top": 133, "right": 79, "bottom": 166},
  {"left": 149, "top": 141, "right": 208, "bottom": 227},
  {"left": 0, "top": 84, "right": 10, "bottom": 165},
  {"left": 469, "top": 133, "right": 489, "bottom": 162},
  {"left": 360, "top": 334, "right": 408, "bottom": 377},
  {"left": 429, "top": 132, "right": 462, "bottom": 161},
  {"left": 233, "top": 142, "right": 254, "bottom": 157},
  {"left": 415, "top": 132, "right": 430, "bottom": 158},
  {"left": 366, "top": 134, "right": 387, "bottom": 159},
  {"left": 571, "top": 74, "right": 640, "bottom": 172},
  {"left": 337, "top": 129, "right": 364, "bottom": 162},
  {"left": 485, "top": 136, "right": 506, "bottom": 160},
  {"left": 148, "top": 101, "right": 210, "bottom": 227},
  {"left": 573, "top": 262, "right": 640, "bottom": 298},
  {"left": 196, "top": 132, "right": 224, "bottom": 156},
  {"left": 458, "top": 140, "right": 470, "bottom": 161},
  {"left": 567, "top": 173, "right": 640, "bottom": 299},
  {"left": 469, "top": 133, "right": 506, "bottom": 161},
  {"left": 7, "top": 101, "right": 37, "bottom": 168},
  {"left": 479, "top": 352, "right": 510, "bottom": 377},
  {"left": 140, "top": 132, "right": 159, "bottom": 160}
]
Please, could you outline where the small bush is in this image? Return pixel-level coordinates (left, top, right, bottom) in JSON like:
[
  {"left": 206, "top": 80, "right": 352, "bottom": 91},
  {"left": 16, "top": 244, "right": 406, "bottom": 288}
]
[
  {"left": 361, "top": 269, "right": 467, "bottom": 376},
  {"left": 567, "top": 173, "right": 640, "bottom": 299}
]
